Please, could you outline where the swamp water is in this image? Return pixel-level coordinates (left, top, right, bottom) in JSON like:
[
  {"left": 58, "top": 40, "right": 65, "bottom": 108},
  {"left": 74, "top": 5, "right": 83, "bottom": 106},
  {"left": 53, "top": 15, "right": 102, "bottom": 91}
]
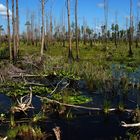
[{"left": 0, "top": 66, "right": 139, "bottom": 140}]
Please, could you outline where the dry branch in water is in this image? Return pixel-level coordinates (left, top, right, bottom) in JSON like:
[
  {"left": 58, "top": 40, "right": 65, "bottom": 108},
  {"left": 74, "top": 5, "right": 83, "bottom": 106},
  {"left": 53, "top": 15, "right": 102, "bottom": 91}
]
[
  {"left": 53, "top": 126, "right": 61, "bottom": 140},
  {"left": 36, "top": 95, "right": 133, "bottom": 112},
  {"left": 11, "top": 87, "right": 34, "bottom": 113},
  {"left": 121, "top": 121, "right": 140, "bottom": 127}
]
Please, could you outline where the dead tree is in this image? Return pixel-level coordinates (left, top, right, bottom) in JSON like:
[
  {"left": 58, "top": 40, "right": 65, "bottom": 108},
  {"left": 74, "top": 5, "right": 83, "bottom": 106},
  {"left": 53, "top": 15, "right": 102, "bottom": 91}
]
[
  {"left": 115, "top": 11, "right": 118, "bottom": 48},
  {"left": 40, "top": 0, "right": 45, "bottom": 57},
  {"left": 128, "top": 0, "right": 133, "bottom": 56},
  {"left": 125, "top": 17, "right": 128, "bottom": 45},
  {"left": 49, "top": 1, "right": 54, "bottom": 43},
  {"left": 75, "top": 0, "right": 79, "bottom": 60},
  {"left": 61, "top": 8, "right": 66, "bottom": 48},
  {"left": 0, "top": 26, "right": 2, "bottom": 45},
  {"left": 16, "top": 0, "right": 19, "bottom": 53},
  {"left": 25, "top": 21, "right": 31, "bottom": 45},
  {"left": 104, "top": 0, "right": 108, "bottom": 50},
  {"left": 67, "top": 0, "right": 73, "bottom": 63},
  {"left": 136, "top": 0, "right": 140, "bottom": 48},
  {"left": 12, "top": 0, "right": 17, "bottom": 60},
  {"left": 30, "top": 12, "right": 35, "bottom": 45},
  {"left": 6, "top": 0, "right": 12, "bottom": 61}
]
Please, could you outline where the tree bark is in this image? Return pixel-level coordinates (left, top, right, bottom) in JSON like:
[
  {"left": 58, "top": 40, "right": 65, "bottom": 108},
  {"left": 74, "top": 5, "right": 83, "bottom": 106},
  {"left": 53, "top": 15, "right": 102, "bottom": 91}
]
[
  {"left": 41, "top": 0, "right": 45, "bottom": 57},
  {"left": 75, "top": 0, "right": 79, "bottom": 60},
  {"left": 67, "top": 0, "right": 73, "bottom": 63},
  {"left": 6, "top": 0, "right": 12, "bottom": 61},
  {"left": 16, "top": 0, "right": 19, "bottom": 54},
  {"left": 12, "top": 0, "right": 17, "bottom": 60},
  {"left": 104, "top": 0, "right": 108, "bottom": 50},
  {"left": 128, "top": 0, "right": 133, "bottom": 56}
]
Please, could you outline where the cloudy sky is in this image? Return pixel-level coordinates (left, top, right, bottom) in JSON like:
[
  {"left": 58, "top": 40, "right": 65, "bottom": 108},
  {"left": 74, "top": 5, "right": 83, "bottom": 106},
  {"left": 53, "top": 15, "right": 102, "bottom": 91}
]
[{"left": 0, "top": 0, "right": 139, "bottom": 33}]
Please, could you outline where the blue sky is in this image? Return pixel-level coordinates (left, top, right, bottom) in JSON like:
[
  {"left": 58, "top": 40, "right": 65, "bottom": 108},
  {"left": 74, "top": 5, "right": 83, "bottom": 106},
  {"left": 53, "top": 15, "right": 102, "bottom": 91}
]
[{"left": 0, "top": 0, "right": 139, "bottom": 33}]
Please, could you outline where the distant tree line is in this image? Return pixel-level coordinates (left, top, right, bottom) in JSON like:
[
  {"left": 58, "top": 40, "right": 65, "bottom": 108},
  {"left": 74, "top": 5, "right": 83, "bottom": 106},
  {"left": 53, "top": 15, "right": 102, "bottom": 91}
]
[{"left": 0, "top": 0, "right": 139, "bottom": 62}]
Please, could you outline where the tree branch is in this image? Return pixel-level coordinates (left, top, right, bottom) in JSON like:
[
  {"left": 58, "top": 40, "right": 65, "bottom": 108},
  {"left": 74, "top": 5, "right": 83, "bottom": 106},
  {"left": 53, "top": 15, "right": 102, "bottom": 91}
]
[
  {"left": 36, "top": 95, "right": 133, "bottom": 112},
  {"left": 121, "top": 121, "right": 140, "bottom": 127}
]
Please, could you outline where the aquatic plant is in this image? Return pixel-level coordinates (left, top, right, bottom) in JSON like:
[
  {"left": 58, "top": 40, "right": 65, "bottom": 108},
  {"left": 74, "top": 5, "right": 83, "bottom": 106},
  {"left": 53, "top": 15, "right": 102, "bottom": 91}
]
[
  {"left": 7, "top": 124, "right": 44, "bottom": 140},
  {"left": 32, "top": 112, "right": 46, "bottom": 122},
  {"left": 103, "top": 100, "right": 111, "bottom": 114},
  {"left": 0, "top": 113, "right": 6, "bottom": 122},
  {"left": 118, "top": 102, "right": 125, "bottom": 112},
  {"left": 10, "top": 111, "right": 15, "bottom": 128}
]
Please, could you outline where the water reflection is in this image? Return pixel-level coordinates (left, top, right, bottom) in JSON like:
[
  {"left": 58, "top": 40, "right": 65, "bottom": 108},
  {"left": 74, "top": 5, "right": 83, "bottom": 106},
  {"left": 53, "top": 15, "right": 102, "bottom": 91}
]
[{"left": 111, "top": 64, "right": 140, "bottom": 107}]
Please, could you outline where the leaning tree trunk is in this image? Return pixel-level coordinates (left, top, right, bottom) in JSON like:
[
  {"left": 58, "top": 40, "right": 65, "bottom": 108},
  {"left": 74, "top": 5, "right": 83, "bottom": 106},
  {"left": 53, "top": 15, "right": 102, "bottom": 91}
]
[
  {"left": 6, "top": 0, "right": 12, "bottom": 61},
  {"left": 67, "top": 0, "right": 73, "bottom": 63},
  {"left": 75, "top": 0, "right": 79, "bottom": 60},
  {"left": 16, "top": 0, "right": 19, "bottom": 54},
  {"left": 41, "top": 0, "right": 45, "bottom": 58},
  {"left": 12, "top": 0, "right": 17, "bottom": 60}
]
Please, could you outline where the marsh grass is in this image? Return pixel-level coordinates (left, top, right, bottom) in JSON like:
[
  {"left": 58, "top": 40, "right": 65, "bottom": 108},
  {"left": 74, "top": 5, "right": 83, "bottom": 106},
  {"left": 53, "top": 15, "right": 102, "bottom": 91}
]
[
  {"left": 0, "top": 42, "right": 140, "bottom": 139},
  {"left": 7, "top": 124, "right": 44, "bottom": 140}
]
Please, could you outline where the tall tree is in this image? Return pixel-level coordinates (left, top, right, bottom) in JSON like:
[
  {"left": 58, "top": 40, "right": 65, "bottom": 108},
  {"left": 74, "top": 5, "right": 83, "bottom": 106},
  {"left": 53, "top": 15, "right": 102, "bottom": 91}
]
[
  {"left": 136, "top": 0, "right": 140, "bottom": 48},
  {"left": 104, "top": 0, "right": 108, "bottom": 50},
  {"left": 111, "top": 23, "right": 119, "bottom": 48},
  {"left": 0, "top": 25, "right": 3, "bottom": 45},
  {"left": 125, "top": 17, "right": 129, "bottom": 45},
  {"left": 75, "top": 0, "right": 79, "bottom": 60},
  {"left": 67, "top": 0, "right": 73, "bottom": 63},
  {"left": 49, "top": 0, "right": 54, "bottom": 42},
  {"left": 25, "top": 21, "right": 31, "bottom": 45},
  {"left": 61, "top": 8, "right": 66, "bottom": 47},
  {"left": 82, "top": 18, "right": 87, "bottom": 45},
  {"left": 12, "top": 0, "right": 17, "bottom": 60},
  {"left": 16, "top": 0, "right": 19, "bottom": 53},
  {"left": 114, "top": 11, "right": 119, "bottom": 48},
  {"left": 128, "top": 0, "right": 133, "bottom": 56},
  {"left": 30, "top": 12, "right": 35, "bottom": 45},
  {"left": 41, "top": 0, "right": 45, "bottom": 57},
  {"left": 6, "top": 0, "right": 12, "bottom": 61}
]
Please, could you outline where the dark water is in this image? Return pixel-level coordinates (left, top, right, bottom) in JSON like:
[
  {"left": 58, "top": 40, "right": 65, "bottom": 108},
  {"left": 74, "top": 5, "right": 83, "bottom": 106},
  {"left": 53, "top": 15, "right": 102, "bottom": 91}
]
[
  {"left": 0, "top": 70, "right": 139, "bottom": 139},
  {"left": 111, "top": 64, "right": 140, "bottom": 84},
  {"left": 112, "top": 64, "right": 140, "bottom": 107}
]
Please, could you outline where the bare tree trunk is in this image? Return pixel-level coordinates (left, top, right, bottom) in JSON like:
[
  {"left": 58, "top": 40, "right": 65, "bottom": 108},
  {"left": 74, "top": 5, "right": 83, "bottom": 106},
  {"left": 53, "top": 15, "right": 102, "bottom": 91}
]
[
  {"left": 104, "top": 0, "right": 108, "bottom": 50},
  {"left": 16, "top": 0, "right": 19, "bottom": 54},
  {"left": 67, "top": 0, "right": 73, "bottom": 63},
  {"left": 12, "top": 0, "right": 17, "bottom": 60},
  {"left": 30, "top": 12, "right": 35, "bottom": 45},
  {"left": 125, "top": 17, "right": 128, "bottom": 45},
  {"left": 136, "top": 1, "right": 139, "bottom": 48},
  {"left": 0, "top": 28, "right": 1, "bottom": 46},
  {"left": 61, "top": 8, "right": 66, "bottom": 48},
  {"left": 128, "top": 0, "right": 133, "bottom": 56},
  {"left": 6, "top": 0, "right": 12, "bottom": 61},
  {"left": 75, "top": 0, "right": 79, "bottom": 60},
  {"left": 83, "top": 18, "right": 87, "bottom": 45},
  {"left": 115, "top": 11, "right": 118, "bottom": 48},
  {"left": 41, "top": 0, "right": 45, "bottom": 57},
  {"left": 49, "top": 10, "right": 53, "bottom": 43},
  {"left": 46, "top": 13, "right": 49, "bottom": 45}
]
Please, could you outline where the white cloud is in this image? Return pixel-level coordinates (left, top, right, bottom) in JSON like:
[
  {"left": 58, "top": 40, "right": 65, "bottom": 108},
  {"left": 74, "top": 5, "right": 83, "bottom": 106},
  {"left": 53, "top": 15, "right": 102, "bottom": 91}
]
[
  {"left": 97, "top": 3, "right": 104, "bottom": 8},
  {"left": 0, "top": 4, "right": 12, "bottom": 17}
]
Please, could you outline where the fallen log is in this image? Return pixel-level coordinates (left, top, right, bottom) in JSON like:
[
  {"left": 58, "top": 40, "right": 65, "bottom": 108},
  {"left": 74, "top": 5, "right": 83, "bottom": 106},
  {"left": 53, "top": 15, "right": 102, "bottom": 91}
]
[
  {"left": 36, "top": 95, "right": 133, "bottom": 112},
  {"left": 121, "top": 121, "right": 140, "bottom": 127}
]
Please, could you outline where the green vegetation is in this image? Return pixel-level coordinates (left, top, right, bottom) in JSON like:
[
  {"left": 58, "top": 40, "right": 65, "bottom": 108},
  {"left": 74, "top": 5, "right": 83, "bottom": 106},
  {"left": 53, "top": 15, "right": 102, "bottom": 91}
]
[
  {"left": 0, "top": 0, "right": 140, "bottom": 139},
  {"left": 7, "top": 124, "right": 44, "bottom": 139}
]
